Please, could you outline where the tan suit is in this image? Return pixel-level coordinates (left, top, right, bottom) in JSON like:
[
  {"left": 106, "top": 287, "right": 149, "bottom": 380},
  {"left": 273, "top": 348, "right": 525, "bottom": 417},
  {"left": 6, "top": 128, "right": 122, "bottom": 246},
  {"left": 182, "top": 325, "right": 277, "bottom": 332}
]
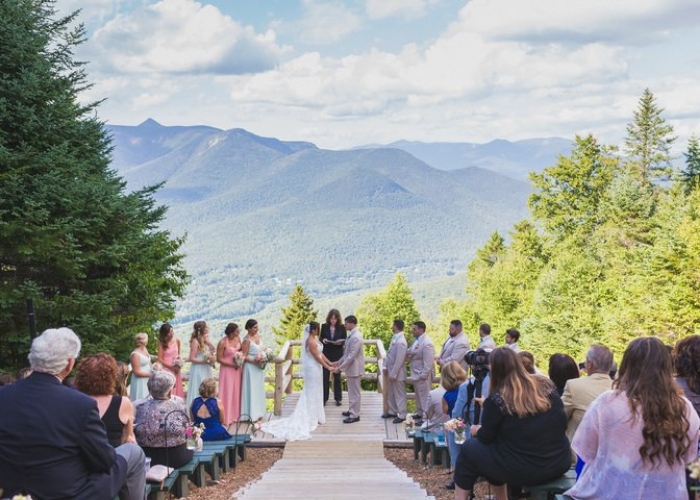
[
  {"left": 385, "top": 332, "right": 408, "bottom": 418},
  {"left": 438, "top": 331, "right": 470, "bottom": 371},
  {"left": 562, "top": 372, "right": 613, "bottom": 441},
  {"left": 424, "top": 386, "right": 448, "bottom": 431},
  {"left": 407, "top": 333, "right": 435, "bottom": 418},
  {"left": 338, "top": 328, "right": 365, "bottom": 418}
]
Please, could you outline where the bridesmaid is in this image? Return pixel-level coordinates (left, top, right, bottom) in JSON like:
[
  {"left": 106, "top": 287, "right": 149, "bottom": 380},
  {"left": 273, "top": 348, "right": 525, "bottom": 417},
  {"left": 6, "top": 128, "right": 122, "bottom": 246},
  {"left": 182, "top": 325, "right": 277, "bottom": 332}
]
[
  {"left": 241, "top": 319, "right": 267, "bottom": 421},
  {"left": 186, "top": 320, "right": 216, "bottom": 410},
  {"left": 129, "top": 333, "right": 152, "bottom": 401},
  {"left": 217, "top": 322, "right": 243, "bottom": 425},
  {"left": 158, "top": 323, "right": 185, "bottom": 398},
  {"left": 157, "top": 323, "right": 184, "bottom": 398}
]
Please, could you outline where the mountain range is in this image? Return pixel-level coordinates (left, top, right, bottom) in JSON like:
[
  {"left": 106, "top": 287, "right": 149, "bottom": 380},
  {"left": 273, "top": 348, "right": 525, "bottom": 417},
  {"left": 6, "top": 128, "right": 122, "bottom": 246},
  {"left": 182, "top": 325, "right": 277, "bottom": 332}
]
[{"left": 107, "top": 119, "right": 570, "bottom": 327}]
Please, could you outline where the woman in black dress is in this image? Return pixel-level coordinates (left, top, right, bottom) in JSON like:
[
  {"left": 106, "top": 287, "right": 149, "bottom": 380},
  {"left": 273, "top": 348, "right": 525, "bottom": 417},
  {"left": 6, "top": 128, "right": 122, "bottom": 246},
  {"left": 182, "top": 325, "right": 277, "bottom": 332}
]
[
  {"left": 320, "top": 309, "right": 347, "bottom": 406},
  {"left": 454, "top": 347, "right": 570, "bottom": 500}
]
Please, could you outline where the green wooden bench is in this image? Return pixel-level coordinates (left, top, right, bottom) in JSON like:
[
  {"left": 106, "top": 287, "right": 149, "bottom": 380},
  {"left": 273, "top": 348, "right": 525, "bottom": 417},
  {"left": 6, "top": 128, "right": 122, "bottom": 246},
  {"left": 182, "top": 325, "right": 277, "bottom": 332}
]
[
  {"left": 147, "top": 467, "right": 179, "bottom": 500},
  {"left": 193, "top": 447, "right": 221, "bottom": 482},
  {"left": 174, "top": 455, "right": 204, "bottom": 495},
  {"left": 523, "top": 469, "right": 576, "bottom": 500},
  {"left": 431, "top": 433, "right": 450, "bottom": 469},
  {"left": 420, "top": 431, "right": 442, "bottom": 467},
  {"left": 407, "top": 428, "right": 423, "bottom": 462},
  {"left": 201, "top": 441, "right": 233, "bottom": 472}
]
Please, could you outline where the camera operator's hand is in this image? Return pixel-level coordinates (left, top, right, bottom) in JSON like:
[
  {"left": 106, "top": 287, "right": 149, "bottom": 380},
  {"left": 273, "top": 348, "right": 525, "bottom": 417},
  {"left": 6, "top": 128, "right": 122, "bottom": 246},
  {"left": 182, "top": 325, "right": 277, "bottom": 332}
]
[
  {"left": 470, "top": 424, "right": 481, "bottom": 437},
  {"left": 473, "top": 396, "right": 485, "bottom": 407}
]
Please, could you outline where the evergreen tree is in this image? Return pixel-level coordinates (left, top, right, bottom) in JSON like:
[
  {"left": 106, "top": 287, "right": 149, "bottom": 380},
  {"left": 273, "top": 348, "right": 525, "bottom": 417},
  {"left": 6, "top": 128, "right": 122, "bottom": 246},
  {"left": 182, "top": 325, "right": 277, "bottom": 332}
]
[
  {"left": 356, "top": 272, "right": 420, "bottom": 349},
  {"left": 0, "top": 0, "right": 187, "bottom": 368},
  {"left": 624, "top": 88, "right": 677, "bottom": 182},
  {"left": 272, "top": 285, "right": 318, "bottom": 345},
  {"left": 680, "top": 135, "right": 700, "bottom": 193}
]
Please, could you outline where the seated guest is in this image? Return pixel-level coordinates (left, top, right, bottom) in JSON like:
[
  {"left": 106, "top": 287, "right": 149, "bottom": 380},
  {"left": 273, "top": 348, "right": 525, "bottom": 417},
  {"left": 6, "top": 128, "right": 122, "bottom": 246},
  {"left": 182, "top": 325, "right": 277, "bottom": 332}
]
[
  {"left": 423, "top": 383, "right": 448, "bottom": 431},
  {"left": 562, "top": 344, "right": 613, "bottom": 442},
  {"left": 116, "top": 360, "right": 130, "bottom": 397},
  {"left": 76, "top": 352, "right": 136, "bottom": 447},
  {"left": 135, "top": 370, "right": 193, "bottom": 468},
  {"left": 518, "top": 351, "right": 537, "bottom": 374},
  {"left": 454, "top": 347, "right": 570, "bottom": 500},
  {"left": 191, "top": 377, "right": 232, "bottom": 441},
  {"left": 548, "top": 353, "right": 580, "bottom": 396},
  {"left": 0, "top": 328, "right": 145, "bottom": 500},
  {"left": 440, "top": 361, "right": 467, "bottom": 489},
  {"left": 566, "top": 337, "right": 700, "bottom": 500},
  {"left": 674, "top": 335, "right": 700, "bottom": 416}
]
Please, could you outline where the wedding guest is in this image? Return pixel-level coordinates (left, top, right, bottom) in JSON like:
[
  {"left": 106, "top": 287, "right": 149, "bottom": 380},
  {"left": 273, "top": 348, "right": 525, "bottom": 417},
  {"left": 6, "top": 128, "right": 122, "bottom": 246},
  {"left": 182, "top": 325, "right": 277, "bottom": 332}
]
[
  {"left": 241, "top": 319, "right": 267, "bottom": 421},
  {"left": 0, "top": 372, "right": 14, "bottom": 386},
  {"left": 674, "top": 335, "right": 700, "bottom": 416},
  {"left": 186, "top": 320, "right": 216, "bottom": 410},
  {"left": 135, "top": 370, "right": 193, "bottom": 468},
  {"left": 477, "top": 323, "right": 496, "bottom": 350},
  {"left": 158, "top": 323, "right": 184, "bottom": 397},
  {"left": 321, "top": 308, "right": 347, "bottom": 406},
  {"left": 115, "top": 361, "right": 130, "bottom": 397},
  {"left": 130, "top": 332, "right": 153, "bottom": 401},
  {"left": 454, "top": 347, "right": 570, "bottom": 500},
  {"left": 518, "top": 351, "right": 537, "bottom": 374},
  {"left": 504, "top": 328, "right": 521, "bottom": 352},
  {"left": 16, "top": 367, "right": 32, "bottom": 380},
  {"left": 191, "top": 377, "right": 232, "bottom": 441},
  {"left": 217, "top": 322, "right": 243, "bottom": 424},
  {"left": 76, "top": 352, "right": 136, "bottom": 447},
  {"left": 0, "top": 328, "right": 145, "bottom": 500},
  {"left": 566, "top": 337, "right": 700, "bottom": 500},
  {"left": 548, "top": 353, "right": 580, "bottom": 396}
]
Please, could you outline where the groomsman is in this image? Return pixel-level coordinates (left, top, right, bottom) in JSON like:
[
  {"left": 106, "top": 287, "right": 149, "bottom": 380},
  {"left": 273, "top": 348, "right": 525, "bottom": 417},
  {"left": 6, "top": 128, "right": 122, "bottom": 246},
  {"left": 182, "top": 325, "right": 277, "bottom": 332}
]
[
  {"left": 383, "top": 319, "right": 408, "bottom": 424},
  {"left": 436, "top": 319, "right": 470, "bottom": 372},
  {"left": 406, "top": 321, "right": 434, "bottom": 421},
  {"left": 334, "top": 316, "right": 364, "bottom": 423}
]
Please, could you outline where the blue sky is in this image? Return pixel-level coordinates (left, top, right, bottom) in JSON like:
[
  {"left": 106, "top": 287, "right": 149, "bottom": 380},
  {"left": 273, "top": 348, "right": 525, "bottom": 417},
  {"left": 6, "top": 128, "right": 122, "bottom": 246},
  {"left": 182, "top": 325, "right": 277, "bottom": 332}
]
[{"left": 55, "top": 0, "right": 700, "bottom": 151}]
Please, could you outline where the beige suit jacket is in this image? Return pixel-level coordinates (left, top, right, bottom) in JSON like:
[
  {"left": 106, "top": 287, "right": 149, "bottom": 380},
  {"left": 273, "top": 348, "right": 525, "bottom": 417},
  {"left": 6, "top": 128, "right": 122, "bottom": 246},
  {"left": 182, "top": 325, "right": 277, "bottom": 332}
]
[
  {"left": 562, "top": 372, "right": 613, "bottom": 441},
  {"left": 338, "top": 328, "right": 365, "bottom": 377},
  {"left": 438, "top": 331, "right": 470, "bottom": 371},
  {"left": 386, "top": 333, "right": 408, "bottom": 381},
  {"left": 408, "top": 333, "right": 435, "bottom": 381}
]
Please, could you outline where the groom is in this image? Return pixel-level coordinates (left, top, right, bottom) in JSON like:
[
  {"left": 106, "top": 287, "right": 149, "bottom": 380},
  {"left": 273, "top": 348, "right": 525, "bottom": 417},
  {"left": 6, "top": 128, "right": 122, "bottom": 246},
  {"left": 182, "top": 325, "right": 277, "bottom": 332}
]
[{"left": 334, "top": 315, "right": 364, "bottom": 423}]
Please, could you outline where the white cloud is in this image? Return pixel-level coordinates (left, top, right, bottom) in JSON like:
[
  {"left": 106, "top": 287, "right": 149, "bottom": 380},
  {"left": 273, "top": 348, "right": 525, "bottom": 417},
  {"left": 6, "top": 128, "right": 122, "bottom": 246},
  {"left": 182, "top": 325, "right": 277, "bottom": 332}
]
[
  {"left": 89, "top": 0, "right": 286, "bottom": 74},
  {"left": 294, "top": 1, "right": 362, "bottom": 44},
  {"left": 460, "top": 0, "right": 700, "bottom": 44},
  {"left": 365, "top": 0, "right": 430, "bottom": 20}
]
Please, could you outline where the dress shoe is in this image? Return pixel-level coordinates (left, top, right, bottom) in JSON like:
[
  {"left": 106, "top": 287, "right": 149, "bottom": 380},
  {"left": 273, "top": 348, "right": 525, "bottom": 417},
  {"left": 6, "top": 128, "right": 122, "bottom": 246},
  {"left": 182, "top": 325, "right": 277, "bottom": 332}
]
[
  {"left": 343, "top": 416, "right": 360, "bottom": 423},
  {"left": 342, "top": 411, "right": 351, "bottom": 417},
  {"left": 381, "top": 413, "right": 397, "bottom": 419},
  {"left": 392, "top": 417, "right": 405, "bottom": 424},
  {"left": 445, "top": 481, "right": 455, "bottom": 490},
  {"left": 335, "top": 400, "right": 342, "bottom": 406}
]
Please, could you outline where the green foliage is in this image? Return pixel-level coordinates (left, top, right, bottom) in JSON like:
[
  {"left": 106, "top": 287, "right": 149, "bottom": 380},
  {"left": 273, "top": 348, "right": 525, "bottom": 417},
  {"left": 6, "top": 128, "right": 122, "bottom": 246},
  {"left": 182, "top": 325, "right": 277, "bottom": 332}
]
[
  {"left": 624, "top": 88, "right": 677, "bottom": 182},
  {"left": 449, "top": 89, "right": 700, "bottom": 368},
  {"left": 271, "top": 285, "right": 318, "bottom": 345},
  {"left": 356, "top": 272, "right": 421, "bottom": 349},
  {"left": 0, "top": 0, "right": 188, "bottom": 369}
]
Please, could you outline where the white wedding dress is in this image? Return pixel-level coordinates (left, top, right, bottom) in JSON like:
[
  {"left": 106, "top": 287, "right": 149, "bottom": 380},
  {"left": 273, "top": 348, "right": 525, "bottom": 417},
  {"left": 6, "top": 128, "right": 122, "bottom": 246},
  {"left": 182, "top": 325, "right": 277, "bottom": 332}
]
[{"left": 261, "top": 328, "right": 325, "bottom": 441}]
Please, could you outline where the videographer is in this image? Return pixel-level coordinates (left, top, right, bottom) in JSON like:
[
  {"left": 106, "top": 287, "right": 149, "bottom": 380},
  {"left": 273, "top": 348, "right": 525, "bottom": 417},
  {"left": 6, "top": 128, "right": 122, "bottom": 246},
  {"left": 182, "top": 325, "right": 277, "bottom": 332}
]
[{"left": 445, "top": 348, "right": 491, "bottom": 490}]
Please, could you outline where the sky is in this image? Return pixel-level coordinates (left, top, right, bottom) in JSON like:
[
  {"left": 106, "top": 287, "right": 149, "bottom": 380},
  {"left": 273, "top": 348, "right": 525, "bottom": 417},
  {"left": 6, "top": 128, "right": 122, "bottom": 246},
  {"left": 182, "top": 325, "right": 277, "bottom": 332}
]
[{"left": 54, "top": 0, "right": 700, "bottom": 151}]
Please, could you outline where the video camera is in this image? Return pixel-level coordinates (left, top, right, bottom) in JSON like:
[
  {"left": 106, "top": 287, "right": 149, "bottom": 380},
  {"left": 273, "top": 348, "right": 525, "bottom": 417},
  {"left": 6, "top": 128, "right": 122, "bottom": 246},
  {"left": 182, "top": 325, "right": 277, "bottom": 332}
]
[{"left": 464, "top": 348, "right": 490, "bottom": 380}]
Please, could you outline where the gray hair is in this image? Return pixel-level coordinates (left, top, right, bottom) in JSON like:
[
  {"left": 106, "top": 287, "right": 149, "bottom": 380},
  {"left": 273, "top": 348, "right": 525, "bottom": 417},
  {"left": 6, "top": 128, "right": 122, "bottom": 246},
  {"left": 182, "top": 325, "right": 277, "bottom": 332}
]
[
  {"left": 148, "top": 370, "right": 175, "bottom": 399},
  {"left": 586, "top": 344, "right": 614, "bottom": 374},
  {"left": 28, "top": 328, "right": 81, "bottom": 376}
]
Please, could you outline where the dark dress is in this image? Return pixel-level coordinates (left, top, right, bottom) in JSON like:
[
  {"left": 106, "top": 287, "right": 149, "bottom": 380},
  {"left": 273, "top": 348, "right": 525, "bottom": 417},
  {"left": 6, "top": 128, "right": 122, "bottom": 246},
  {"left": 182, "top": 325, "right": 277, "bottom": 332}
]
[
  {"left": 102, "top": 395, "right": 124, "bottom": 448},
  {"left": 454, "top": 387, "right": 571, "bottom": 491},
  {"left": 320, "top": 323, "right": 347, "bottom": 403},
  {"left": 443, "top": 388, "right": 459, "bottom": 416},
  {"left": 192, "top": 397, "right": 232, "bottom": 441}
]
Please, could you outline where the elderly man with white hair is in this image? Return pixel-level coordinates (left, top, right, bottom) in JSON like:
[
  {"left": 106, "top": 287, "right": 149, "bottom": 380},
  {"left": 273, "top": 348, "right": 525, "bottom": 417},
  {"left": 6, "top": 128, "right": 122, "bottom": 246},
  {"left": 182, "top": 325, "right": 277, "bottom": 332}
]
[{"left": 0, "top": 328, "right": 146, "bottom": 500}]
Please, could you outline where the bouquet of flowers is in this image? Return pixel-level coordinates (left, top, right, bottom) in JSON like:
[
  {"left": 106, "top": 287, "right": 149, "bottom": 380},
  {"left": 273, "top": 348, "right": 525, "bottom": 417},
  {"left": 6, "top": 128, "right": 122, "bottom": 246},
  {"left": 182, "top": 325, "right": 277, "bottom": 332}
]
[
  {"left": 171, "top": 357, "right": 184, "bottom": 374},
  {"left": 442, "top": 418, "right": 466, "bottom": 432},
  {"left": 255, "top": 346, "right": 276, "bottom": 368},
  {"left": 233, "top": 351, "right": 245, "bottom": 368},
  {"left": 404, "top": 414, "right": 415, "bottom": 431},
  {"left": 205, "top": 352, "right": 216, "bottom": 368}
]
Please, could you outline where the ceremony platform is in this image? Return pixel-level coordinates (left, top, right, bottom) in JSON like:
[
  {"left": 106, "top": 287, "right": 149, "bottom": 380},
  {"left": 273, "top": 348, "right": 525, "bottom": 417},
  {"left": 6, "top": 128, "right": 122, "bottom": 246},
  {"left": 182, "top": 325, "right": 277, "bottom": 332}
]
[{"left": 234, "top": 392, "right": 435, "bottom": 500}]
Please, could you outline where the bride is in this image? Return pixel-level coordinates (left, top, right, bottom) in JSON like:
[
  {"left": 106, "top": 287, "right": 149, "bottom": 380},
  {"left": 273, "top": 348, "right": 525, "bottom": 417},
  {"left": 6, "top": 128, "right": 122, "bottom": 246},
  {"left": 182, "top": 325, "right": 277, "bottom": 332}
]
[{"left": 261, "top": 321, "right": 335, "bottom": 440}]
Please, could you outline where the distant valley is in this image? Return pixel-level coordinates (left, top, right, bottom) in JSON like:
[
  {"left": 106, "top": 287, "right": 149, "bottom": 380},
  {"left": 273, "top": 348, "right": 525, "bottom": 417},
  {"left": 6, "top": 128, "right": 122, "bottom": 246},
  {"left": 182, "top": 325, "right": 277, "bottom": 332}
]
[{"left": 107, "top": 120, "right": 571, "bottom": 331}]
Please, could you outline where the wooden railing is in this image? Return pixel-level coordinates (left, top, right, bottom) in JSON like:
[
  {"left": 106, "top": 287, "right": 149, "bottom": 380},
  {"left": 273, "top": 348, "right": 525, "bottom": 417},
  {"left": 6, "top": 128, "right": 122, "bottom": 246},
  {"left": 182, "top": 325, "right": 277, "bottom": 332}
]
[{"left": 265, "top": 338, "right": 388, "bottom": 416}]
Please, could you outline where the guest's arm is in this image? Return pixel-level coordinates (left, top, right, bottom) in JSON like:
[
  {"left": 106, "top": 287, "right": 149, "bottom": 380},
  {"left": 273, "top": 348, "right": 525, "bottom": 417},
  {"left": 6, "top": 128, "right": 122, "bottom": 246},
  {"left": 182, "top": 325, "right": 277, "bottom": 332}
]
[
  {"left": 189, "top": 339, "right": 205, "bottom": 364},
  {"left": 218, "top": 399, "right": 226, "bottom": 424},
  {"left": 119, "top": 397, "right": 136, "bottom": 444},
  {"left": 475, "top": 397, "right": 503, "bottom": 444}
]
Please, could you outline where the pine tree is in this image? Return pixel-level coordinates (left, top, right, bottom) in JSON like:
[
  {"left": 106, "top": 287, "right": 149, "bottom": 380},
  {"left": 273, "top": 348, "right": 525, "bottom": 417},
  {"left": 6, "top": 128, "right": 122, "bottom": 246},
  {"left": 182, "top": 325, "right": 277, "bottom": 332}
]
[
  {"left": 272, "top": 285, "right": 318, "bottom": 345},
  {"left": 680, "top": 135, "right": 700, "bottom": 193},
  {"left": 624, "top": 88, "right": 677, "bottom": 182},
  {"left": 0, "top": 1, "right": 188, "bottom": 367}
]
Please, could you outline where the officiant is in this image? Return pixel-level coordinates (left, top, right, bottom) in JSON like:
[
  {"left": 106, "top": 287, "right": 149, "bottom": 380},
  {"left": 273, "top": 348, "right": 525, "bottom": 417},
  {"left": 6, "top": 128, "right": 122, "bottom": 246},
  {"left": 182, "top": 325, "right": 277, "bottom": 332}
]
[{"left": 320, "top": 309, "right": 347, "bottom": 406}]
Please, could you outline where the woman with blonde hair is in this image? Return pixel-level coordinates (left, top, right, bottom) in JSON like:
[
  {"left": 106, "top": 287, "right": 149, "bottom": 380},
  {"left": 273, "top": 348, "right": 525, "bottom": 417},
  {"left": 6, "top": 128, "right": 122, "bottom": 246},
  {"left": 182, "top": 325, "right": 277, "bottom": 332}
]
[
  {"left": 441, "top": 361, "right": 467, "bottom": 416},
  {"left": 566, "top": 337, "right": 700, "bottom": 500},
  {"left": 453, "top": 347, "right": 570, "bottom": 500},
  {"left": 191, "top": 378, "right": 232, "bottom": 441},
  {"left": 129, "top": 332, "right": 152, "bottom": 401}
]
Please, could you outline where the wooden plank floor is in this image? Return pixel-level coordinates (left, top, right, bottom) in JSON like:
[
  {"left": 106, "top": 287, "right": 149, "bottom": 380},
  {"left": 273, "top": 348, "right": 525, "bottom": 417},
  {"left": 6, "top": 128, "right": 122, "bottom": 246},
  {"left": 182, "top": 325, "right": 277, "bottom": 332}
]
[{"left": 233, "top": 392, "right": 433, "bottom": 500}]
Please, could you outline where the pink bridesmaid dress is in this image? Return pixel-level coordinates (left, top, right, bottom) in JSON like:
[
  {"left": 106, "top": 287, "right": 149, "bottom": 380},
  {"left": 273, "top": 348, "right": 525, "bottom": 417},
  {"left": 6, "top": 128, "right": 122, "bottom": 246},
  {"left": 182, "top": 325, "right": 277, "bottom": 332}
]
[
  {"left": 162, "top": 340, "right": 184, "bottom": 398},
  {"left": 218, "top": 340, "right": 243, "bottom": 424}
]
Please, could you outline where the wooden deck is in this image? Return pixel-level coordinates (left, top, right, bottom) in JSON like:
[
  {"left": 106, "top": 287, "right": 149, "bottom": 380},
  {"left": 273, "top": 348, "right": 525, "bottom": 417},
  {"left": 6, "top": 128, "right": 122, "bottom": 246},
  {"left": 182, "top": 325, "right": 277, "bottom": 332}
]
[{"left": 234, "top": 392, "right": 433, "bottom": 500}]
